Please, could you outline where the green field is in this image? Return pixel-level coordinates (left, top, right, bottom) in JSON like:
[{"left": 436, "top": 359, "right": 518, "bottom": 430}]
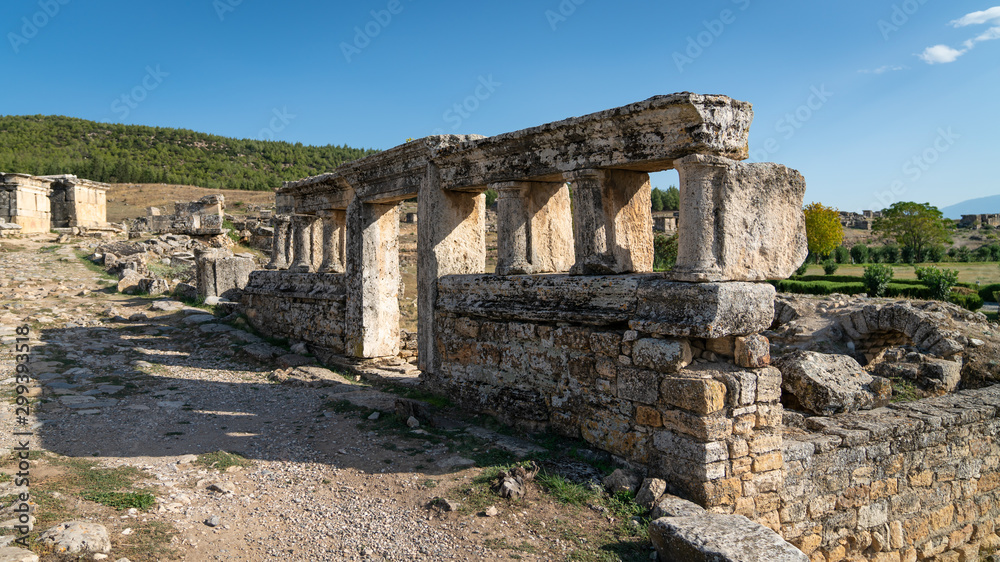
[{"left": 798, "top": 263, "right": 1000, "bottom": 286}]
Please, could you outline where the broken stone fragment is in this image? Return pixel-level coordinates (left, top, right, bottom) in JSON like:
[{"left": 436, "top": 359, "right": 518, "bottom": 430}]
[
  {"left": 602, "top": 468, "right": 641, "bottom": 495},
  {"left": 774, "top": 351, "right": 892, "bottom": 416},
  {"left": 635, "top": 478, "right": 667, "bottom": 509}
]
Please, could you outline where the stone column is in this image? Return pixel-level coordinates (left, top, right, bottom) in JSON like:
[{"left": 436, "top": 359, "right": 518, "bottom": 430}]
[
  {"left": 673, "top": 155, "right": 726, "bottom": 282},
  {"left": 319, "top": 210, "right": 347, "bottom": 274},
  {"left": 265, "top": 215, "right": 292, "bottom": 270},
  {"left": 671, "top": 154, "right": 808, "bottom": 282},
  {"left": 565, "top": 169, "right": 652, "bottom": 275},
  {"left": 289, "top": 214, "right": 319, "bottom": 273},
  {"left": 345, "top": 198, "right": 401, "bottom": 358},
  {"left": 418, "top": 163, "right": 486, "bottom": 373},
  {"left": 493, "top": 182, "right": 530, "bottom": 275},
  {"left": 526, "top": 181, "right": 575, "bottom": 273}
]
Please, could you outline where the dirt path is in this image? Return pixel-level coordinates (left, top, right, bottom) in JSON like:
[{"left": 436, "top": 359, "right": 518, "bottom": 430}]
[{"left": 0, "top": 236, "right": 652, "bottom": 562}]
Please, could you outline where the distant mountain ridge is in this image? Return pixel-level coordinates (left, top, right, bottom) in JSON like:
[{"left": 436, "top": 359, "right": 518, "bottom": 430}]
[
  {"left": 0, "top": 115, "right": 377, "bottom": 191},
  {"left": 941, "top": 194, "right": 1000, "bottom": 219}
]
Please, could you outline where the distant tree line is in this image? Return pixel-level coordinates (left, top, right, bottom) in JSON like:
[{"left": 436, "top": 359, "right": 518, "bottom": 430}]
[
  {"left": 0, "top": 115, "right": 378, "bottom": 191},
  {"left": 651, "top": 186, "right": 679, "bottom": 212}
]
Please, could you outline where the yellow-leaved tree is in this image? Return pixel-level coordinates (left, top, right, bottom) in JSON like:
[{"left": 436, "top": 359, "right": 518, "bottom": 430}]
[{"left": 803, "top": 202, "right": 844, "bottom": 261}]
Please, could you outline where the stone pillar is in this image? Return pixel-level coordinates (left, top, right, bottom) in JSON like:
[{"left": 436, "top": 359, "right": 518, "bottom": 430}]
[
  {"left": 673, "top": 155, "right": 726, "bottom": 282},
  {"left": 319, "top": 210, "right": 347, "bottom": 274},
  {"left": 346, "top": 198, "right": 401, "bottom": 358},
  {"left": 565, "top": 169, "right": 653, "bottom": 275},
  {"left": 672, "top": 154, "right": 808, "bottom": 282},
  {"left": 493, "top": 180, "right": 575, "bottom": 275},
  {"left": 418, "top": 163, "right": 486, "bottom": 373},
  {"left": 265, "top": 215, "right": 292, "bottom": 270},
  {"left": 289, "top": 214, "right": 319, "bottom": 273},
  {"left": 493, "top": 182, "right": 530, "bottom": 275},
  {"left": 526, "top": 181, "right": 575, "bottom": 273}
]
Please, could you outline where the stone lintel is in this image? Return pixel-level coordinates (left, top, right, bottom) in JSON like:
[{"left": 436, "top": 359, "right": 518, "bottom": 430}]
[
  {"left": 435, "top": 93, "right": 752, "bottom": 191},
  {"left": 436, "top": 274, "right": 774, "bottom": 338}
]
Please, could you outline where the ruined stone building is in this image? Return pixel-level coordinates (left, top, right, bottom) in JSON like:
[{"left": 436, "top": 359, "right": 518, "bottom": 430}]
[
  {"left": 0, "top": 172, "right": 109, "bottom": 233},
  {"left": 241, "top": 94, "right": 998, "bottom": 561},
  {"left": 42, "top": 174, "right": 111, "bottom": 228},
  {"left": 840, "top": 210, "right": 881, "bottom": 231},
  {"left": 653, "top": 210, "right": 679, "bottom": 233},
  {"left": 145, "top": 195, "right": 225, "bottom": 236},
  {"left": 959, "top": 213, "right": 1000, "bottom": 229}
]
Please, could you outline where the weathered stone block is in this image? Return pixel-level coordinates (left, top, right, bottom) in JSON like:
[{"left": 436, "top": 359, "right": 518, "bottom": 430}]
[
  {"left": 631, "top": 338, "right": 692, "bottom": 373},
  {"left": 632, "top": 280, "right": 776, "bottom": 338},
  {"left": 649, "top": 514, "right": 809, "bottom": 562},
  {"left": 617, "top": 368, "right": 660, "bottom": 405},
  {"left": 661, "top": 377, "right": 727, "bottom": 415}
]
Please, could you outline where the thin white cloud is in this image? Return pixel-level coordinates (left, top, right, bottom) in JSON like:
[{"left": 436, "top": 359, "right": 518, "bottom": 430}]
[
  {"left": 920, "top": 7, "right": 1000, "bottom": 64},
  {"left": 919, "top": 44, "right": 967, "bottom": 64},
  {"left": 859, "top": 65, "right": 908, "bottom": 74},
  {"left": 950, "top": 6, "right": 1000, "bottom": 27}
]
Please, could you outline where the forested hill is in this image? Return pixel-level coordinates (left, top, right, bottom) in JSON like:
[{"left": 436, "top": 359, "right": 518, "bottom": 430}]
[{"left": 0, "top": 115, "right": 378, "bottom": 191}]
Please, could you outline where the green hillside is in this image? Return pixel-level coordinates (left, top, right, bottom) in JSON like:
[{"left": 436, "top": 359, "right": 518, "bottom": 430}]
[{"left": 0, "top": 115, "right": 378, "bottom": 191}]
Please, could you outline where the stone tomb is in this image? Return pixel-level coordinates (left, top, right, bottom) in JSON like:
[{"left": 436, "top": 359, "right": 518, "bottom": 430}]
[
  {"left": 0, "top": 173, "right": 110, "bottom": 233},
  {"left": 242, "top": 93, "right": 810, "bottom": 519},
  {"left": 0, "top": 173, "right": 55, "bottom": 233},
  {"left": 42, "top": 174, "right": 111, "bottom": 228}
]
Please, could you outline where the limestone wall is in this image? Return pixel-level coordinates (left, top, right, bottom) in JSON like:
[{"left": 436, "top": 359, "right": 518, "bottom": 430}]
[
  {"left": 781, "top": 387, "right": 1000, "bottom": 561},
  {"left": 429, "top": 274, "right": 786, "bottom": 517},
  {"left": 242, "top": 270, "right": 346, "bottom": 355}
]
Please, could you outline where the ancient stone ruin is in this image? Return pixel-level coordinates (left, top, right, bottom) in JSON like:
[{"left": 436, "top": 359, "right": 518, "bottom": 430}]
[
  {"left": 240, "top": 93, "right": 1000, "bottom": 560},
  {"left": 144, "top": 194, "right": 226, "bottom": 236},
  {"left": 0, "top": 173, "right": 110, "bottom": 233}
]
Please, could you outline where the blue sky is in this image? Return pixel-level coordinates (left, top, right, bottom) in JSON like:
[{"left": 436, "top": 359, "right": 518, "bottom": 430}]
[{"left": 1, "top": 0, "right": 997, "bottom": 213}]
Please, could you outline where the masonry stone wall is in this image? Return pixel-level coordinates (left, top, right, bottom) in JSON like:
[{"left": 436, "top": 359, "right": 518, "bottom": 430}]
[
  {"left": 781, "top": 387, "right": 1000, "bottom": 562},
  {"left": 428, "top": 274, "right": 787, "bottom": 518},
  {"left": 242, "top": 270, "right": 346, "bottom": 355}
]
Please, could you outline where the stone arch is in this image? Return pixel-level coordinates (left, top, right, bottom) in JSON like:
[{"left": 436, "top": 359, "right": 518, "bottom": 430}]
[{"left": 836, "top": 302, "right": 964, "bottom": 363}]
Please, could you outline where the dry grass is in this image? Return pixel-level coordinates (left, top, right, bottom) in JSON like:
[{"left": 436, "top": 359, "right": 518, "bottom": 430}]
[{"left": 107, "top": 183, "right": 277, "bottom": 222}]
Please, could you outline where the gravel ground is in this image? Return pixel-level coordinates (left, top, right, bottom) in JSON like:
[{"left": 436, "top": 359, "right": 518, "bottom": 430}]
[{"left": 0, "top": 236, "right": 648, "bottom": 562}]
